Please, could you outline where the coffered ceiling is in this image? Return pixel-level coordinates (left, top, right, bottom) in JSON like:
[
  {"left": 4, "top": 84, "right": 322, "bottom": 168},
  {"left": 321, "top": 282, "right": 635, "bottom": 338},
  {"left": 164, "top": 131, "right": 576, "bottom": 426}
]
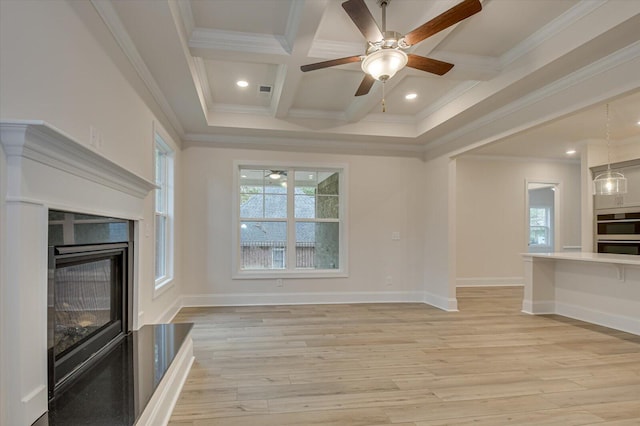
[{"left": 96, "top": 0, "right": 640, "bottom": 158}]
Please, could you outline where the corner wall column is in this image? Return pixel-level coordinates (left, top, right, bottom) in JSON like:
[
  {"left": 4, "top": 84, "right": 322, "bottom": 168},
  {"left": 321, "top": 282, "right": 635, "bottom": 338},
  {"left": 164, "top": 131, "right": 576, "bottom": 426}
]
[{"left": 3, "top": 199, "right": 49, "bottom": 426}]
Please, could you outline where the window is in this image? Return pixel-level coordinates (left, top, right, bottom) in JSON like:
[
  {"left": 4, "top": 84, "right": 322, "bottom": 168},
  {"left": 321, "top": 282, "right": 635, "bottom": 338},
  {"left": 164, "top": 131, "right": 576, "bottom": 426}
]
[
  {"left": 235, "top": 165, "right": 346, "bottom": 277},
  {"left": 154, "top": 133, "right": 174, "bottom": 289},
  {"left": 529, "top": 207, "right": 550, "bottom": 246}
]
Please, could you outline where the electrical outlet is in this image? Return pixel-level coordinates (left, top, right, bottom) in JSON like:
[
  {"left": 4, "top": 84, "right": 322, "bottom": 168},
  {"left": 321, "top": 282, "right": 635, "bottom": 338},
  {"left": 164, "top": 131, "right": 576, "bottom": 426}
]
[
  {"left": 276, "top": 278, "right": 283, "bottom": 287},
  {"left": 385, "top": 276, "right": 393, "bottom": 286},
  {"left": 392, "top": 232, "right": 400, "bottom": 240}
]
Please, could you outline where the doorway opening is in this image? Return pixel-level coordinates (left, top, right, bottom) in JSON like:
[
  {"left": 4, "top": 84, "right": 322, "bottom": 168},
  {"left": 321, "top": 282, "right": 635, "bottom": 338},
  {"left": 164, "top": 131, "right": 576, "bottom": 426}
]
[{"left": 526, "top": 182, "right": 560, "bottom": 253}]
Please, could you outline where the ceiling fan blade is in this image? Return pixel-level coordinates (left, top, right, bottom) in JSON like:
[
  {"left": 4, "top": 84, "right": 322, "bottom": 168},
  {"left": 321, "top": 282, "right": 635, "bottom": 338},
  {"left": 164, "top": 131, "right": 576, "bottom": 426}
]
[
  {"left": 300, "top": 56, "right": 362, "bottom": 72},
  {"left": 403, "top": 0, "right": 482, "bottom": 46},
  {"left": 355, "top": 74, "right": 375, "bottom": 96},
  {"left": 407, "top": 54, "right": 454, "bottom": 75},
  {"left": 342, "top": 0, "right": 384, "bottom": 42}
]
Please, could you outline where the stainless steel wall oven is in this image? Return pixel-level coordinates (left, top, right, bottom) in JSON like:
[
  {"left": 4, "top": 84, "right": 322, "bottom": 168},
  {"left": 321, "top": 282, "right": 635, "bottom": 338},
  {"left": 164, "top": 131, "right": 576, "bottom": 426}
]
[{"left": 596, "top": 210, "right": 640, "bottom": 255}]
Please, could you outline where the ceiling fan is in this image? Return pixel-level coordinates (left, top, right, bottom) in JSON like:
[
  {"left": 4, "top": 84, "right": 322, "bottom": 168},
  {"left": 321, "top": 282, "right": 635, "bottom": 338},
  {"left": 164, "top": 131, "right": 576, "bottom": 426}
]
[{"left": 300, "top": 0, "right": 482, "bottom": 98}]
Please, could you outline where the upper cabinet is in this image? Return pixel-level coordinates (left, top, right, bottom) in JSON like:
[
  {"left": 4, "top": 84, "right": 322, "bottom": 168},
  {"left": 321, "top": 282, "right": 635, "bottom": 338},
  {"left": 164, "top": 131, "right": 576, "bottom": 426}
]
[{"left": 593, "top": 159, "right": 640, "bottom": 210}]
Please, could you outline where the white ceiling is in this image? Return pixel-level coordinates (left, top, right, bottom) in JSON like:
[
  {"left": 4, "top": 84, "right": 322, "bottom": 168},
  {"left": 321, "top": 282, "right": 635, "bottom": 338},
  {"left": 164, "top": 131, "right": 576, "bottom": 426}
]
[{"left": 99, "top": 0, "right": 640, "bottom": 158}]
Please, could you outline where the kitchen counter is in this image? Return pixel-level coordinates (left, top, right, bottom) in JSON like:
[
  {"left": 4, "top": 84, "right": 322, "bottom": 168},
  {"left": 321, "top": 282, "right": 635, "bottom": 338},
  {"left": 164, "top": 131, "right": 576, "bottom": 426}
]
[
  {"left": 522, "top": 252, "right": 640, "bottom": 335},
  {"left": 524, "top": 251, "right": 640, "bottom": 266}
]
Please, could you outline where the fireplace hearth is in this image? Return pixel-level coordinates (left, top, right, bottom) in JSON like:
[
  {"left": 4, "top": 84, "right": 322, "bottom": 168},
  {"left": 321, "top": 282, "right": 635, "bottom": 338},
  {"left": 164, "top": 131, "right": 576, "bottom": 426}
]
[{"left": 48, "top": 210, "right": 133, "bottom": 400}]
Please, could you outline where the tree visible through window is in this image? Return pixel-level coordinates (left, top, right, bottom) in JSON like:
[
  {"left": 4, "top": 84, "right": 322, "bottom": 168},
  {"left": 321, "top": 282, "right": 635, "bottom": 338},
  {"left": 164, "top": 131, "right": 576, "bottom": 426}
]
[
  {"left": 529, "top": 207, "right": 550, "bottom": 246},
  {"left": 237, "top": 167, "right": 343, "bottom": 274}
]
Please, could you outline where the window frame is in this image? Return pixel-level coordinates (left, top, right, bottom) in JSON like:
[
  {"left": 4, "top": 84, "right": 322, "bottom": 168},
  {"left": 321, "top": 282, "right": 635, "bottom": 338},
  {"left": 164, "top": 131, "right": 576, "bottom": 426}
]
[
  {"left": 153, "top": 125, "right": 175, "bottom": 294},
  {"left": 529, "top": 206, "right": 551, "bottom": 248},
  {"left": 232, "top": 161, "right": 348, "bottom": 279}
]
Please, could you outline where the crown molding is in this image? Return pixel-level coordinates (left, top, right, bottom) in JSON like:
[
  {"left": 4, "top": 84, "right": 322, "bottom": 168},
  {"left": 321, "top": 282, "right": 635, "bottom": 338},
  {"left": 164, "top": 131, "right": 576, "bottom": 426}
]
[
  {"left": 459, "top": 154, "right": 580, "bottom": 165},
  {"left": 189, "top": 27, "right": 290, "bottom": 56},
  {"left": 361, "top": 113, "right": 416, "bottom": 125},
  {"left": 90, "top": 0, "right": 185, "bottom": 138},
  {"left": 0, "top": 121, "right": 156, "bottom": 198},
  {"left": 182, "top": 132, "right": 424, "bottom": 158},
  {"left": 287, "top": 108, "right": 346, "bottom": 121},
  {"left": 500, "top": 0, "right": 607, "bottom": 67},
  {"left": 287, "top": 109, "right": 416, "bottom": 125},
  {"left": 176, "top": 0, "right": 195, "bottom": 38},
  {"left": 282, "top": 0, "right": 306, "bottom": 55},
  {"left": 426, "top": 41, "right": 640, "bottom": 153},
  {"left": 210, "top": 103, "right": 272, "bottom": 116},
  {"left": 308, "top": 39, "right": 363, "bottom": 60},
  {"left": 432, "top": 52, "right": 501, "bottom": 79},
  {"left": 193, "top": 57, "right": 214, "bottom": 111},
  {"left": 416, "top": 80, "right": 480, "bottom": 122}
]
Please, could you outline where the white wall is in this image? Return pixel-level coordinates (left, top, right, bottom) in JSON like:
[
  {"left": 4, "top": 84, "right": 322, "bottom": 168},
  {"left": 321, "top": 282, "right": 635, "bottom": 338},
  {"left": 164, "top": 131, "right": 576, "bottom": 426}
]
[
  {"left": 456, "top": 157, "right": 581, "bottom": 286},
  {"left": 0, "top": 0, "right": 181, "bottom": 325},
  {"left": 0, "top": 143, "right": 6, "bottom": 422},
  {"left": 422, "top": 155, "right": 458, "bottom": 310},
  {"left": 181, "top": 146, "right": 426, "bottom": 305}
]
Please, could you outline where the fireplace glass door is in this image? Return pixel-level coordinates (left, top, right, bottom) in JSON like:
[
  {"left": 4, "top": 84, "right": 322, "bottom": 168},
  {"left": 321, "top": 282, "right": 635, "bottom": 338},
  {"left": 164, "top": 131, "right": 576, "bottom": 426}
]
[
  {"left": 54, "top": 253, "right": 122, "bottom": 359},
  {"left": 50, "top": 245, "right": 128, "bottom": 395}
]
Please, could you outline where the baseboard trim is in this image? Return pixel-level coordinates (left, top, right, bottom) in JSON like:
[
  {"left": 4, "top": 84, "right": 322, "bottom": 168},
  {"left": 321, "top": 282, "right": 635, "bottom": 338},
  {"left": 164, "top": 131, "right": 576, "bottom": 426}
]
[
  {"left": 181, "top": 291, "right": 425, "bottom": 307},
  {"left": 136, "top": 332, "right": 195, "bottom": 426},
  {"left": 424, "top": 291, "right": 458, "bottom": 312},
  {"left": 555, "top": 302, "right": 640, "bottom": 336},
  {"left": 522, "top": 299, "right": 555, "bottom": 315},
  {"left": 156, "top": 297, "right": 183, "bottom": 324},
  {"left": 457, "top": 276, "right": 524, "bottom": 287}
]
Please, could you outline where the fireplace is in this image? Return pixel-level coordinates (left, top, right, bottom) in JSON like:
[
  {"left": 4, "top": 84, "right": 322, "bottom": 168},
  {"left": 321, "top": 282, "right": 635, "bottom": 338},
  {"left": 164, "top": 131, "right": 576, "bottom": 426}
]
[
  {"left": 2, "top": 121, "right": 193, "bottom": 426},
  {"left": 47, "top": 210, "right": 133, "bottom": 400}
]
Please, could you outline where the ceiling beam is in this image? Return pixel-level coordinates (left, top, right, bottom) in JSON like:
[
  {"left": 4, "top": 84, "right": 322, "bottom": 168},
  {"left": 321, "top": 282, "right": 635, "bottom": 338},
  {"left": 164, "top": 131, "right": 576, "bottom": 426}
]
[{"left": 271, "top": 0, "right": 329, "bottom": 119}]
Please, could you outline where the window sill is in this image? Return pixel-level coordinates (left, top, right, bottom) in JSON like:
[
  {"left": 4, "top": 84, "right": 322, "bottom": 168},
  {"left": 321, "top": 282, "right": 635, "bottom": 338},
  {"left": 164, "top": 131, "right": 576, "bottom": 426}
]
[
  {"left": 153, "top": 276, "right": 174, "bottom": 299},
  {"left": 232, "top": 270, "right": 348, "bottom": 280}
]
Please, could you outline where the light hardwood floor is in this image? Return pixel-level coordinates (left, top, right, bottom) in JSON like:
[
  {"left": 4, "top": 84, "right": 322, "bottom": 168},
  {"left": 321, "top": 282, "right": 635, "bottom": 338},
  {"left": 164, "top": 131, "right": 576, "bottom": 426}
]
[{"left": 169, "top": 287, "right": 640, "bottom": 425}]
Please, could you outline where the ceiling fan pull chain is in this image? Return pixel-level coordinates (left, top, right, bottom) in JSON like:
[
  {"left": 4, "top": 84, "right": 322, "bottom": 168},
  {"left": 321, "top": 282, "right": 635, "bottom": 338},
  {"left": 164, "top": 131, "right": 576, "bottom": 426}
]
[{"left": 382, "top": 80, "right": 386, "bottom": 112}]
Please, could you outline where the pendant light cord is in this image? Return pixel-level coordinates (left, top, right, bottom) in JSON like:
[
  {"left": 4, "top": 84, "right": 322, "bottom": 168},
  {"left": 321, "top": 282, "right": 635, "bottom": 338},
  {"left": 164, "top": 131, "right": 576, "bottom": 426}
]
[{"left": 606, "top": 103, "right": 611, "bottom": 171}]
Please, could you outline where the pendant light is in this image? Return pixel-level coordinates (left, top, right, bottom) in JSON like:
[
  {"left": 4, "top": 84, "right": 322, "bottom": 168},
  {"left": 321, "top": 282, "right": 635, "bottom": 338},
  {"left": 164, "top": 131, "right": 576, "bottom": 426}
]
[{"left": 593, "top": 104, "right": 627, "bottom": 195}]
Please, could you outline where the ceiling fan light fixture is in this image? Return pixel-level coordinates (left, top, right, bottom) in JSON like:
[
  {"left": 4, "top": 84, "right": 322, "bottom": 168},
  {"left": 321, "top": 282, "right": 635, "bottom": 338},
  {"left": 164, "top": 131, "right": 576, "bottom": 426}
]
[{"left": 361, "top": 48, "right": 408, "bottom": 81}]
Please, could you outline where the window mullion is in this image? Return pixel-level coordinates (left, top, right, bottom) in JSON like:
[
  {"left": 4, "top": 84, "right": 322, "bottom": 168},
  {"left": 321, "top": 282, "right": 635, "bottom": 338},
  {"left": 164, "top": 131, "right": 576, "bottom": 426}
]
[{"left": 286, "top": 170, "right": 295, "bottom": 270}]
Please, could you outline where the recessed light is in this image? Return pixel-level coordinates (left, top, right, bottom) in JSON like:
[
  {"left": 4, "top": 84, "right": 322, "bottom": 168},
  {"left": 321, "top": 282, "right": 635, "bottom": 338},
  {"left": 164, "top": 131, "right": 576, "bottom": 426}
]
[
  {"left": 637, "top": 120, "right": 640, "bottom": 125},
  {"left": 565, "top": 149, "right": 576, "bottom": 155},
  {"left": 405, "top": 93, "right": 417, "bottom": 100},
  {"left": 236, "top": 80, "right": 249, "bottom": 88}
]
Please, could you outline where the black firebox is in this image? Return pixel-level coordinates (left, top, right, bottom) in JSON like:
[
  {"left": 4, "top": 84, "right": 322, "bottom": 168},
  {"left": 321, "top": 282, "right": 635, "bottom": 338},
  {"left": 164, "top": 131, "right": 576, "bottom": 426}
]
[{"left": 47, "top": 210, "right": 133, "bottom": 400}]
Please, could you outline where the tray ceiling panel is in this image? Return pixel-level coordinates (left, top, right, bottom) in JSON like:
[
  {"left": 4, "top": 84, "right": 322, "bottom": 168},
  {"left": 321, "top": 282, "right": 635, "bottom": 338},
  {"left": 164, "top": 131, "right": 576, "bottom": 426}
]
[
  {"left": 191, "top": 0, "right": 293, "bottom": 35},
  {"left": 206, "top": 60, "right": 278, "bottom": 107},
  {"left": 98, "top": 0, "right": 640, "bottom": 157}
]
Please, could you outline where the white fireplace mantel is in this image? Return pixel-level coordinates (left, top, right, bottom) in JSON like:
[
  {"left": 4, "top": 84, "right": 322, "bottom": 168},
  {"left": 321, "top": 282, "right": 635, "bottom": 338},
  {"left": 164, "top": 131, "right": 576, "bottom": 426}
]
[
  {"left": 0, "top": 121, "right": 157, "bottom": 425},
  {"left": 1, "top": 120, "right": 157, "bottom": 201}
]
